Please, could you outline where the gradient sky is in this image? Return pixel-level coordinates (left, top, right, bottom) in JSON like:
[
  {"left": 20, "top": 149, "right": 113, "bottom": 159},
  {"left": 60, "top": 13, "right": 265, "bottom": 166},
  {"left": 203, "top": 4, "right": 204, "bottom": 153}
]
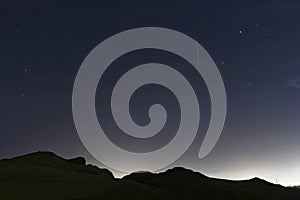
[{"left": 1, "top": 0, "right": 300, "bottom": 186}]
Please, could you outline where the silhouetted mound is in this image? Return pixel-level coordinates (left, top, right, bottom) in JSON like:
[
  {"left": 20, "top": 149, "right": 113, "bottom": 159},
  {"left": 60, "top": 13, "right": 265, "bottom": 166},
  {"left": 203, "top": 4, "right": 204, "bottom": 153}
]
[
  {"left": 0, "top": 152, "right": 114, "bottom": 200},
  {"left": 0, "top": 152, "right": 299, "bottom": 200},
  {"left": 67, "top": 157, "right": 86, "bottom": 165}
]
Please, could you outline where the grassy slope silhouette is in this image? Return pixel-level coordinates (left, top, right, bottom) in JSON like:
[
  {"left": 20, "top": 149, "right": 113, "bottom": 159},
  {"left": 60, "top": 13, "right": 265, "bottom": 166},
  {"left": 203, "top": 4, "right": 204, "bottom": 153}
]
[{"left": 0, "top": 152, "right": 299, "bottom": 200}]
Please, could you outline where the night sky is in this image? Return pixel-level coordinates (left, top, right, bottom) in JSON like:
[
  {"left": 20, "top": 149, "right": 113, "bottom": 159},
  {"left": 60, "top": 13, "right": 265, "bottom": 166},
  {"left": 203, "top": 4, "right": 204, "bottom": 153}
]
[{"left": 1, "top": 0, "right": 300, "bottom": 186}]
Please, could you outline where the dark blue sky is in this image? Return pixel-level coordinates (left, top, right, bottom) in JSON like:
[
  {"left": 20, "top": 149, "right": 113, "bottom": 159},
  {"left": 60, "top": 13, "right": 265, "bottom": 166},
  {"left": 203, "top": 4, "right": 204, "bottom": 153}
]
[{"left": 1, "top": 0, "right": 300, "bottom": 185}]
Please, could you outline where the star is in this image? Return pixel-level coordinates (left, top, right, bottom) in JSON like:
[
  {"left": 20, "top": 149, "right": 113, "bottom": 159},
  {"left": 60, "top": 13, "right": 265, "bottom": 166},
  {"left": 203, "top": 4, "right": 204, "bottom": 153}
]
[{"left": 238, "top": 30, "right": 243, "bottom": 34}]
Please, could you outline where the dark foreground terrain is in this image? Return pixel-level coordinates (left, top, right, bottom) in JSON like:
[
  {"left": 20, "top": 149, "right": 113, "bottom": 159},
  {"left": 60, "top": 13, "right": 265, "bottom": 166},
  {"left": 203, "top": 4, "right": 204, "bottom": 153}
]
[{"left": 0, "top": 152, "right": 299, "bottom": 200}]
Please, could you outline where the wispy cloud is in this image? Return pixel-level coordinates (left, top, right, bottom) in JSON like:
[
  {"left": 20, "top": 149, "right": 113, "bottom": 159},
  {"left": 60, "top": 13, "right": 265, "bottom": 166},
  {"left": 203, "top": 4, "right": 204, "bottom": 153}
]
[{"left": 286, "top": 78, "right": 300, "bottom": 89}]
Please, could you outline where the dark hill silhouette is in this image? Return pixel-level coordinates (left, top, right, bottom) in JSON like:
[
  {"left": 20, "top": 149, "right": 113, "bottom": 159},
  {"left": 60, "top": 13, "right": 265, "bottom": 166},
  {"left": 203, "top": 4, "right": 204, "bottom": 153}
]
[{"left": 0, "top": 152, "right": 299, "bottom": 200}]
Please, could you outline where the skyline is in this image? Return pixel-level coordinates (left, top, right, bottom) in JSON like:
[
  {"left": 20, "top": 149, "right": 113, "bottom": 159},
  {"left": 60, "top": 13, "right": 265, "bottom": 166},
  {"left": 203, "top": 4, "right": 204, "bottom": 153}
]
[{"left": 1, "top": 1, "right": 300, "bottom": 186}]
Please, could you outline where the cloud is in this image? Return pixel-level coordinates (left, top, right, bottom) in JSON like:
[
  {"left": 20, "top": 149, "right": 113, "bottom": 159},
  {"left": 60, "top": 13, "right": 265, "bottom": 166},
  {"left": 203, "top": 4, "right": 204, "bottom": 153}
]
[{"left": 286, "top": 79, "right": 300, "bottom": 89}]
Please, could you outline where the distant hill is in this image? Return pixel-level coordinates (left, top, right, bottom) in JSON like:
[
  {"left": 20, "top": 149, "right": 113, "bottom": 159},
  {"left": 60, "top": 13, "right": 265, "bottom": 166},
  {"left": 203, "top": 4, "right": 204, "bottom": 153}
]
[{"left": 0, "top": 152, "right": 299, "bottom": 200}]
